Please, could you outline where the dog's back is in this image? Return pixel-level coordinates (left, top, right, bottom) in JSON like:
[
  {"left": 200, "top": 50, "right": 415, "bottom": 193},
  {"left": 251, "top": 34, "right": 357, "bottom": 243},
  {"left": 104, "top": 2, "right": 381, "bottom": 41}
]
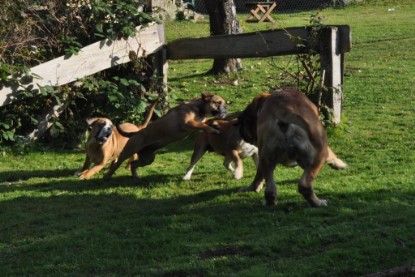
[{"left": 257, "top": 90, "right": 325, "bottom": 167}]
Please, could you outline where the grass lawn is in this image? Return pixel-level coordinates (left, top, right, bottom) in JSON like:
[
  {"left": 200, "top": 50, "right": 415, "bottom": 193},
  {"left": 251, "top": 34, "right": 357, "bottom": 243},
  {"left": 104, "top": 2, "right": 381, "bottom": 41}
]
[{"left": 1, "top": 1, "right": 415, "bottom": 276}]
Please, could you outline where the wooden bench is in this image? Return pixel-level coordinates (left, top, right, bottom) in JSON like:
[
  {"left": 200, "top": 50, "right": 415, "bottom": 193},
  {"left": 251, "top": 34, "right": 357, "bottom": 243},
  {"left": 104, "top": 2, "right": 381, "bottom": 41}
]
[{"left": 245, "top": 2, "right": 277, "bottom": 23}]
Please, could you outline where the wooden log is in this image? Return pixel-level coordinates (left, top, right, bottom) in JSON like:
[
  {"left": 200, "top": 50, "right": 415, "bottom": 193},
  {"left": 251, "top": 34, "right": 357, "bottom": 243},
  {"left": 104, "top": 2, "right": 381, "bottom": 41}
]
[
  {"left": 0, "top": 23, "right": 165, "bottom": 107},
  {"left": 25, "top": 102, "right": 68, "bottom": 142},
  {"left": 362, "top": 265, "right": 415, "bottom": 277},
  {"left": 166, "top": 25, "right": 351, "bottom": 60}
]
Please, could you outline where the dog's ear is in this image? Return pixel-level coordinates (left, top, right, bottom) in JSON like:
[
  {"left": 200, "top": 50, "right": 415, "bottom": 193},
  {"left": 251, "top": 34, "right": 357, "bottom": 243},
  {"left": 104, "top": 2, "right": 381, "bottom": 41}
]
[
  {"left": 201, "top": 92, "right": 213, "bottom": 102},
  {"left": 86, "top": 118, "right": 97, "bottom": 128}
]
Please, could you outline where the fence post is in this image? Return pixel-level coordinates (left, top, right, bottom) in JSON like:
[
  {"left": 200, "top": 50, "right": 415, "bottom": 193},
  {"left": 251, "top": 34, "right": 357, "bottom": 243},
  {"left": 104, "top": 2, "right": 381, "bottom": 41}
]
[
  {"left": 319, "top": 26, "right": 344, "bottom": 124},
  {"left": 159, "top": 47, "right": 168, "bottom": 93}
]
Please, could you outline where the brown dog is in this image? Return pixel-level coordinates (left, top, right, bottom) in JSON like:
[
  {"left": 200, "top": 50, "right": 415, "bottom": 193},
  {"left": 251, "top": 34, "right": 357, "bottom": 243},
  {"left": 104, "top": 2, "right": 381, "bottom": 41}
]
[
  {"left": 236, "top": 89, "right": 347, "bottom": 207},
  {"left": 75, "top": 101, "right": 157, "bottom": 180},
  {"left": 183, "top": 118, "right": 259, "bottom": 180},
  {"left": 103, "top": 92, "right": 227, "bottom": 180}
]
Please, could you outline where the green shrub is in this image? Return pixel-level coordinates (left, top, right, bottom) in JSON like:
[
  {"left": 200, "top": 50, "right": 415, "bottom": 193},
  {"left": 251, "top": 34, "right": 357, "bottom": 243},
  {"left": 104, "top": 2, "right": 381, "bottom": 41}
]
[{"left": 0, "top": 0, "right": 162, "bottom": 149}]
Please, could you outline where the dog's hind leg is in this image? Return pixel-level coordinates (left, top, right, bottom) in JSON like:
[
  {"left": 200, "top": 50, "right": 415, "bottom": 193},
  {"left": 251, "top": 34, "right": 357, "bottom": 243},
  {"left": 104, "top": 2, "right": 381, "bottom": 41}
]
[
  {"left": 129, "top": 148, "right": 156, "bottom": 178},
  {"left": 103, "top": 144, "right": 136, "bottom": 180},
  {"left": 261, "top": 157, "right": 279, "bottom": 206},
  {"left": 298, "top": 157, "right": 327, "bottom": 207}
]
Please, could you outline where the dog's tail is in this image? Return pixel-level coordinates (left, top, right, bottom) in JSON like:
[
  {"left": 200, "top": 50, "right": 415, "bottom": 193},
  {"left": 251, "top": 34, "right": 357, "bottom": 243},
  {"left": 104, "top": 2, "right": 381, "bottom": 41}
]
[
  {"left": 137, "top": 99, "right": 158, "bottom": 129},
  {"left": 116, "top": 124, "right": 138, "bottom": 138},
  {"left": 117, "top": 99, "right": 158, "bottom": 138}
]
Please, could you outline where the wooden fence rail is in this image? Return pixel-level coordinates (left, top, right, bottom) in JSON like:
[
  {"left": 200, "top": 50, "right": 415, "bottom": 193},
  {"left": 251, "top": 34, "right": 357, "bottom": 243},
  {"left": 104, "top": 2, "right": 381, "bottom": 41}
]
[
  {"left": 167, "top": 25, "right": 351, "bottom": 60},
  {"left": 0, "top": 23, "right": 165, "bottom": 107},
  {"left": 0, "top": 23, "right": 351, "bottom": 140}
]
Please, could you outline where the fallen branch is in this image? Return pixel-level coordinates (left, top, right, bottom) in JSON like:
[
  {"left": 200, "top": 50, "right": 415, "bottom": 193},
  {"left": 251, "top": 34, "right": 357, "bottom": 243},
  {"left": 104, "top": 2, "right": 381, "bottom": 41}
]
[{"left": 362, "top": 265, "right": 415, "bottom": 277}]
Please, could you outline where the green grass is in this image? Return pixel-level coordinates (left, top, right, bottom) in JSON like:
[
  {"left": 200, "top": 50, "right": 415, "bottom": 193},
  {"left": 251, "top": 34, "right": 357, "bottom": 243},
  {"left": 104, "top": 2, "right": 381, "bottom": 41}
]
[{"left": 2, "top": 1, "right": 415, "bottom": 276}]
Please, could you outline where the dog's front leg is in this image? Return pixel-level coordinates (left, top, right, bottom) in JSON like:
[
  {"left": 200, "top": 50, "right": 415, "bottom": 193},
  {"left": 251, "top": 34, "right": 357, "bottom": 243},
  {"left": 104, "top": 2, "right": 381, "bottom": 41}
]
[
  {"left": 251, "top": 152, "right": 260, "bottom": 169},
  {"left": 75, "top": 157, "right": 91, "bottom": 176},
  {"left": 183, "top": 134, "right": 209, "bottom": 180},
  {"left": 226, "top": 150, "right": 243, "bottom": 179},
  {"left": 186, "top": 120, "right": 219, "bottom": 134},
  {"left": 129, "top": 149, "right": 156, "bottom": 178},
  {"left": 80, "top": 163, "right": 106, "bottom": 180}
]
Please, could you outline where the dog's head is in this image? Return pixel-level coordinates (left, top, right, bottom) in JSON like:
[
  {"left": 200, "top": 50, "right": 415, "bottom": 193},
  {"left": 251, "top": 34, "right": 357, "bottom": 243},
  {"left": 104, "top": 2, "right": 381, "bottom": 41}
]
[
  {"left": 86, "top": 117, "right": 114, "bottom": 144},
  {"left": 235, "top": 93, "right": 270, "bottom": 145},
  {"left": 201, "top": 92, "right": 227, "bottom": 119}
]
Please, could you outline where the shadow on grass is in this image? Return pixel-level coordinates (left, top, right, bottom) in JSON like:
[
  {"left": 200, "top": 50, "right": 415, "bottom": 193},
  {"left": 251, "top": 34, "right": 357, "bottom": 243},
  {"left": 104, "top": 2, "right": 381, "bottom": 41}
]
[{"left": 1, "top": 173, "right": 415, "bottom": 276}]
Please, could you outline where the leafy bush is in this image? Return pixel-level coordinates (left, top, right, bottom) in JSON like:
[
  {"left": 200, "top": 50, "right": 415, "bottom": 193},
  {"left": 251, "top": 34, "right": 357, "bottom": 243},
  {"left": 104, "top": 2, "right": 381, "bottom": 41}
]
[{"left": 0, "top": 0, "right": 163, "bottom": 149}]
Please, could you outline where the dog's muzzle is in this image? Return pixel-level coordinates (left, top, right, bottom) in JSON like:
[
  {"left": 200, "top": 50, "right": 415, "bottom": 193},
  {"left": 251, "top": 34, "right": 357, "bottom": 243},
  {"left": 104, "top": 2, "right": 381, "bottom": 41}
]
[
  {"left": 213, "top": 106, "right": 227, "bottom": 119},
  {"left": 95, "top": 126, "right": 113, "bottom": 143}
]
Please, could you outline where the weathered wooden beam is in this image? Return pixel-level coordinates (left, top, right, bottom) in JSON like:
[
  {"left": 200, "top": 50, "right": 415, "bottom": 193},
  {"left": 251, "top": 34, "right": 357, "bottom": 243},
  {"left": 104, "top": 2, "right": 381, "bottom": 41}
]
[
  {"left": 0, "top": 23, "right": 165, "bottom": 107},
  {"left": 320, "top": 27, "right": 344, "bottom": 124},
  {"left": 166, "top": 25, "right": 351, "bottom": 60}
]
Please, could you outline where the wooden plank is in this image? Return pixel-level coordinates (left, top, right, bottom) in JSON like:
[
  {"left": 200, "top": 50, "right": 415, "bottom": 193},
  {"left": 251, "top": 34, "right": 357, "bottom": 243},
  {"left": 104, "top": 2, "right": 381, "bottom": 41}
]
[
  {"left": 166, "top": 25, "right": 351, "bottom": 60},
  {"left": 0, "top": 23, "right": 165, "bottom": 107}
]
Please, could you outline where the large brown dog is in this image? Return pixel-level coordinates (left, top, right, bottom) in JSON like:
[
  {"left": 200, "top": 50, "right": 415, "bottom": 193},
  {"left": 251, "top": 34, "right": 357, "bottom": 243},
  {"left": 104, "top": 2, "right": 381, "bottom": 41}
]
[
  {"left": 75, "top": 101, "right": 157, "bottom": 180},
  {"left": 183, "top": 118, "right": 259, "bottom": 180},
  {"left": 236, "top": 89, "right": 347, "bottom": 207},
  {"left": 103, "top": 92, "right": 227, "bottom": 180}
]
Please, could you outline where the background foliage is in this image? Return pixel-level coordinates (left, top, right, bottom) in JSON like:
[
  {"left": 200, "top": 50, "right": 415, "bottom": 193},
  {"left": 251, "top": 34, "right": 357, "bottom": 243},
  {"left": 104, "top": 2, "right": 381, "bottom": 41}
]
[{"left": 0, "top": 0, "right": 159, "bottom": 149}]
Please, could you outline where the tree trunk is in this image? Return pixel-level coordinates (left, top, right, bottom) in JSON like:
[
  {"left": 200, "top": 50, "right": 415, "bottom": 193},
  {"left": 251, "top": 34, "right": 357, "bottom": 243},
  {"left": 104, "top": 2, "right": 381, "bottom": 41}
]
[{"left": 203, "top": 0, "right": 243, "bottom": 74}]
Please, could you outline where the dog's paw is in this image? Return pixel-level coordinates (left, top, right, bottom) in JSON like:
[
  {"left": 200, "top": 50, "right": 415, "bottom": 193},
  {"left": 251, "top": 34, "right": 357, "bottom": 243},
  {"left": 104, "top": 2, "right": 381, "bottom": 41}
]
[
  {"left": 233, "top": 172, "right": 243, "bottom": 180},
  {"left": 79, "top": 174, "right": 88, "bottom": 180},
  {"left": 317, "top": 199, "right": 328, "bottom": 207},
  {"left": 327, "top": 158, "right": 348, "bottom": 170}
]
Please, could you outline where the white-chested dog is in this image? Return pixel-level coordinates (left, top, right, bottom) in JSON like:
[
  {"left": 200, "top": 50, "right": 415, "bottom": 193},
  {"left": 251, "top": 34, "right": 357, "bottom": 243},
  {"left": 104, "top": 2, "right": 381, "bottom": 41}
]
[
  {"left": 183, "top": 118, "right": 259, "bottom": 180},
  {"left": 75, "top": 101, "right": 157, "bottom": 180}
]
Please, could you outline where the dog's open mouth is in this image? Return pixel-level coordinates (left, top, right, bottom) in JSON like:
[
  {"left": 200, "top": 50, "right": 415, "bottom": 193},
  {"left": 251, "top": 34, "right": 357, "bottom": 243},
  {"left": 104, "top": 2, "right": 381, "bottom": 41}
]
[
  {"left": 95, "top": 127, "right": 113, "bottom": 143},
  {"left": 96, "top": 135, "right": 110, "bottom": 143}
]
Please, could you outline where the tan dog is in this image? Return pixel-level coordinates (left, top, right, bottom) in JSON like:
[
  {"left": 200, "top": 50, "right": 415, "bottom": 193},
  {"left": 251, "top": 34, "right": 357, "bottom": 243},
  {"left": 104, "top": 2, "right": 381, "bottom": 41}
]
[
  {"left": 75, "top": 101, "right": 157, "bottom": 180},
  {"left": 236, "top": 89, "right": 347, "bottom": 207},
  {"left": 183, "top": 118, "right": 259, "bottom": 180},
  {"left": 103, "top": 92, "right": 227, "bottom": 180}
]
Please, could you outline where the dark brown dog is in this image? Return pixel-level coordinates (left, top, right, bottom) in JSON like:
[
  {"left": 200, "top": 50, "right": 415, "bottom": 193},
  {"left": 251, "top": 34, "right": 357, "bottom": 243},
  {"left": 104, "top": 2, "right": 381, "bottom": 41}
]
[
  {"left": 236, "top": 89, "right": 347, "bottom": 207},
  {"left": 103, "top": 92, "right": 227, "bottom": 180},
  {"left": 183, "top": 118, "right": 259, "bottom": 180},
  {"left": 75, "top": 101, "right": 157, "bottom": 180}
]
